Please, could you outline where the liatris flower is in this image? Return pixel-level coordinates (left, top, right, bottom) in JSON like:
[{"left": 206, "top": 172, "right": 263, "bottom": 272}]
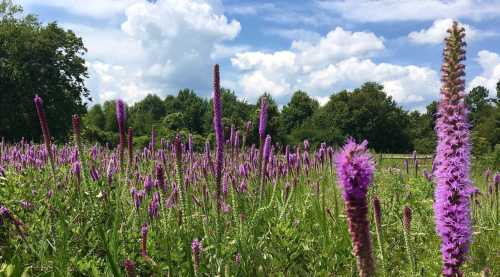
[
  {"left": 20, "top": 200, "right": 33, "bottom": 211},
  {"left": 116, "top": 99, "right": 126, "bottom": 173},
  {"left": 72, "top": 161, "right": 81, "bottom": 190},
  {"left": 258, "top": 96, "right": 268, "bottom": 140},
  {"left": 148, "top": 192, "right": 160, "bottom": 219},
  {"left": 303, "top": 140, "right": 309, "bottom": 151},
  {"left": 235, "top": 252, "right": 241, "bottom": 266},
  {"left": 423, "top": 169, "right": 433, "bottom": 182},
  {"left": 403, "top": 206, "right": 413, "bottom": 231},
  {"left": 0, "top": 206, "right": 26, "bottom": 237},
  {"left": 335, "top": 138, "right": 375, "bottom": 277},
  {"left": 262, "top": 135, "right": 272, "bottom": 174},
  {"left": 259, "top": 135, "right": 272, "bottom": 201},
  {"left": 403, "top": 159, "right": 409, "bottom": 175},
  {"left": 124, "top": 259, "right": 136, "bottom": 277},
  {"left": 143, "top": 175, "right": 153, "bottom": 192},
  {"left": 72, "top": 115, "right": 87, "bottom": 180},
  {"left": 433, "top": 22, "right": 474, "bottom": 277},
  {"left": 156, "top": 163, "right": 166, "bottom": 192},
  {"left": 33, "top": 95, "right": 56, "bottom": 179},
  {"left": 90, "top": 166, "right": 100, "bottom": 182},
  {"left": 141, "top": 223, "right": 149, "bottom": 258},
  {"left": 191, "top": 239, "right": 202, "bottom": 274},
  {"left": 131, "top": 188, "right": 145, "bottom": 210},
  {"left": 213, "top": 64, "right": 224, "bottom": 214},
  {"left": 402, "top": 206, "right": 415, "bottom": 273},
  {"left": 239, "top": 179, "right": 248, "bottom": 193}
]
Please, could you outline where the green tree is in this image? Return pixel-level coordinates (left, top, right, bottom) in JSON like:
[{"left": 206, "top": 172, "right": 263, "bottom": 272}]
[
  {"left": 84, "top": 104, "right": 105, "bottom": 130},
  {"left": 102, "top": 100, "right": 118, "bottom": 133},
  {"left": 310, "top": 82, "right": 412, "bottom": 152},
  {"left": 204, "top": 88, "right": 255, "bottom": 138},
  {"left": 129, "top": 94, "right": 166, "bottom": 135},
  {"left": 171, "top": 89, "right": 208, "bottom": 134},
  {"left": 0, "top": 1, "right": 89, "bottom": 141},
  {"left": 466, "top": 86, "right": 490, "bottom": 126},
  {"left": 280, "top": 90, "right": 319, "bottom": 136}
]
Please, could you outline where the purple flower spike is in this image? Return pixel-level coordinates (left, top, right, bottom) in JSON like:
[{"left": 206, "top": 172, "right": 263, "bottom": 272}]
[
  {"left": 191, "top": 239, "right": 202, "bottom": 273},
  {"left": 144, "top": 175, "right": 153, "bottom": 192},
  {"left": 33, "top": 95, "right": 56, "bottom": 176},
  {"left": 335, "top": 139, "right": 374, "bottom": 200},
  {"left": 403, "top": 206, "right": 412, "bottom": 232},
  {"left": 124, "top": 259, "right": 136, "bottom": 277},
  {"left": 116, "top": 99, "right": 126, "bottom": 171},
  {"left": 258, "top": 96, "right": 268, "bottom": 139},
  {"left": 141, "top": 223, "right": 149, "bottom": 258},
  {"left": 213, "top": 64, "right": 224, "bottom": 210},
  {"left": 433, "top": 22, "right": 474, "bottom": 277},
  {"left": 335, "top": 138, "right": 375, "bottom": 277}
]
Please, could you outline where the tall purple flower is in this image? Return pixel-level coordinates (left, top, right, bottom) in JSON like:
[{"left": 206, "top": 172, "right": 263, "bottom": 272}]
[
  {"left": 191, "top": 239, "right": 202, "bottom": 273},
  {"left": 116, "top": 99, "right": 126, "bottom": 173},
  {"left": 213, "top": 64, "right": 224, "bottom": 212},
  {"left": 124, "top": 259, "right": 136, "bottom": 277},
  {"left": 262, "top": 135, "right": 272, "bottom": 175},
  {"left": 141, "top": 223, "right": 149, "bottom": 258},
  {"left": 33, "top": 95, "right": 56, "bottom": 178},
  {"left": 433, "top": 21, "right": 474, "bottom": 277},
  {"left": 258, "top": 96, "right": 268, "bottom": 139},
  {"left": 335, "top": 139, "right": 375, "bottom": 277}
]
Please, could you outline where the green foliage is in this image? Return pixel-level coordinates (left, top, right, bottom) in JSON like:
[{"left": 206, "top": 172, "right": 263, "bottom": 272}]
[
  {"left": 309, "top": 83, "right": 412, "bottom": 152},
  {"left": 280, "top": 90, "right": 319, "bottom": 135},
  {"left": 1, "top": 143, "right": 498, "bottom": 275},
  {"left": 0, "top": 0, "right": 89, "bottom": 141}
]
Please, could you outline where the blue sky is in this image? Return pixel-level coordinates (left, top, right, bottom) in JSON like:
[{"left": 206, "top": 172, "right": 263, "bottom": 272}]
[{"left": 17, "top": 0, "right": 500, "bottom": 111}]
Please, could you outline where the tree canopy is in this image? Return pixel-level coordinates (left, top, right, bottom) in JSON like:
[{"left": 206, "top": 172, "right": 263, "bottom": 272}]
[{"left": 0, "top": 1, "right": 89, "bottom": 141}]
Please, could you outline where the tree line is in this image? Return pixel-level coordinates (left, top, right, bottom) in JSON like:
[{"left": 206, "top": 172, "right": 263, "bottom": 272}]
[{"left": 82, "top": 83, "right": 500, "bottom": 154}]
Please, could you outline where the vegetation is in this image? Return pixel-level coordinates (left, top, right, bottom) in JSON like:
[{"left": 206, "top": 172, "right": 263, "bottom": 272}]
[{"left": 0, "top": 2, "right": 499, "bottom": 276}]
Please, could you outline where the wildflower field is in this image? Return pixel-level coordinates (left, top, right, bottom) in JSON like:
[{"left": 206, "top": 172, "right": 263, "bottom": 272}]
[{"left": 0, "top": 22, "right": 499, "bottom": 277}]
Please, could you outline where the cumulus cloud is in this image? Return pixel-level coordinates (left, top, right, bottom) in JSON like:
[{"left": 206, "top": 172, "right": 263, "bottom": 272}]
[
  {"left": 231, "top": 27, "right": 439, "bottom": 109},
  {"left": 408, "top": 18, "right": 497, "bottom": 45},
  {"left": 36, "top": 0, "right": 241, "bottom": 104},
  {"left": 468, "top": 50, "right": 500, "bottom": 97},
  {"left": 319, "top": 0, "right": 500, "bottom": 22}
]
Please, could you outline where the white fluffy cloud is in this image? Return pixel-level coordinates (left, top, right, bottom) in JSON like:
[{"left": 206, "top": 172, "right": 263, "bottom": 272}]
[
  {"left": 319, "top": 0, "right": 500, "bottom": 22},
  {"left": 231, "top": 27, "right": 439, "bottom": 109},
  {"left": 408, "top": 19, "right": 479, "bottom": 44},
  {"left": 22, "top": 0, "right": 241, "bottom": 104},
  {"left": 468, "top": 50, "right": 500, "bottom": 97}
]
